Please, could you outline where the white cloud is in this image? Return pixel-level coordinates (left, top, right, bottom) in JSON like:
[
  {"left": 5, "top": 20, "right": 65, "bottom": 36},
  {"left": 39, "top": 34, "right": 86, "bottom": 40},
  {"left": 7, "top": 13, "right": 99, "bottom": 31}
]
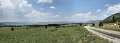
[
  {"left": 50, "top": 6, "right": 55, "bottom": 9},
  {"left": 0, "top": 0, "right": 34, "bottom": 22},
  {"left": 18, "top": 0, "right": 32, "bottom": 8},
  {"left": 24, "top": 10, "right": 40, "bottom": 17},
  {"left": 0, "top": 0, "right": 14, "bottom": 9},
  {"left": 103, "top": 14, "right": 108, "bottom": 18},
  {"left": 0, "top": 0, "right": 61, "bottom": 22},
  {"left": 71, "top": 12, "right": 97, "bottom": 21},
  {"left": 0, "top": 0, "right": 101, "bottom": 22},
  {"left": 97, "top": 9, "right": 101, "bottom": 12},
  {"left": 107, "top": 3, "right": 120, "bottom": 14},
  {"left": 72, "top": 12, "right": 96, "bottom": 18},
  {"left": 0, "top": 0, "right": 33, "bottom": 11},
  {"left": 24, "top": 10, "right": 60, "bottom": 20},
  {"left": 36, "top": 0, "right": 53, "bottom": 3}
]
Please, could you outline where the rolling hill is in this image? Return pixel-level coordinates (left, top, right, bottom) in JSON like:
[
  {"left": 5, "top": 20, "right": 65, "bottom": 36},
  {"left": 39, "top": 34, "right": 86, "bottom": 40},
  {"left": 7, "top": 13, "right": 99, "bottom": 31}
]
[{"left": 102, "top": 13, "right": 120, "bottom": 23}]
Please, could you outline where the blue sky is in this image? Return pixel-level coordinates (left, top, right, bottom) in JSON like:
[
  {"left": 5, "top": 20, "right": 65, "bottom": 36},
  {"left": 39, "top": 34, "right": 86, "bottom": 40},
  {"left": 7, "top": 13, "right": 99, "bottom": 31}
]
[{"left": 0, "top": 0, "right": 120, "bottom": 22}]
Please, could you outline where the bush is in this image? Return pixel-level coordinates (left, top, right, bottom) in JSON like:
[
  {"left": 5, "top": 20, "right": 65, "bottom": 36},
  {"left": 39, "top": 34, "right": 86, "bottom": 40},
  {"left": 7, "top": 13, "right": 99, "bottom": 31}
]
[
  {"left": 99, "top": 22, "right": 103, "bottom": 27},
  {"left": 11, "top": 27, "right": 14, "bottom": 31}
]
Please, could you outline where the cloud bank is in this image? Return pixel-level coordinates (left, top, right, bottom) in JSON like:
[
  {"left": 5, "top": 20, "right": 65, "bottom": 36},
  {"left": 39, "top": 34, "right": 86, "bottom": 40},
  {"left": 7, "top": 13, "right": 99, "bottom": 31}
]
[
  {"left": 0, "top": 0, "right": 120, "bottom": 22},
  {"left": 107, "top": 3, "right": 120, "bottom": 14},
  {"left": 36, "top": 0, "right": 53, "bottom": 3}
]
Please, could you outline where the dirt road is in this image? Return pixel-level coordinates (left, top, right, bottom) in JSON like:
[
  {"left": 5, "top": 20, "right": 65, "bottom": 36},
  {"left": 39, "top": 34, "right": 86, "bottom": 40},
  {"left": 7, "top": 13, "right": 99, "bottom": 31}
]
[{"left": 84, "top": 26, "right": 120, "bottom": 43}]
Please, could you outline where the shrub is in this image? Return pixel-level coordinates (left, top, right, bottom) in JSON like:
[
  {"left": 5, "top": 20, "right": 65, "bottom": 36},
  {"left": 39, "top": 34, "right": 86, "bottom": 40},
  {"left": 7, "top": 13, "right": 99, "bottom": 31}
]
[{"left": 11, "top": 27, "right": 14, "bottom": 31}]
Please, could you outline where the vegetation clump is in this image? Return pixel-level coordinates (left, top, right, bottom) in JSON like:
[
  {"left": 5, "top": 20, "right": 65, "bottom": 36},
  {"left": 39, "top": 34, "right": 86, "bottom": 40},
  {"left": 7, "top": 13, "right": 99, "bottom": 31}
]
[{"left": 11, "top": 27, "right": 14, "bottom": 31}]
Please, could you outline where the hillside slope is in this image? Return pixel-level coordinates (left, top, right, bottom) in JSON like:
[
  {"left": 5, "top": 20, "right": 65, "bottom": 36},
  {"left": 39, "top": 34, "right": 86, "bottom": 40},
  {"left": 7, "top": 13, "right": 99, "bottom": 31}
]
[{"left": 102, "top": 13, "right": 120, "bottom": 23}]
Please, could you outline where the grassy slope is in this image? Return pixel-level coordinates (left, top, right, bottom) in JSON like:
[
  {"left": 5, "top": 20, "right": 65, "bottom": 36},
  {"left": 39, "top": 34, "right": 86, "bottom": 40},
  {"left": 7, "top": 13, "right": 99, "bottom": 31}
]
[
  {"left": 0, "top": 26, "right": 112, "bottom": 43},
  {"left": 99, "top": 23, "right": 120, "bottom": 31}
]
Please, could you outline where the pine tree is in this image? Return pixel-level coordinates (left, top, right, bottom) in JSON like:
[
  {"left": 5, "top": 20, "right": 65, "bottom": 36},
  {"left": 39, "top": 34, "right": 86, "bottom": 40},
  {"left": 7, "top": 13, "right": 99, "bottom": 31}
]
[
  {"left": 112, "top": 16, "right": 116, "bottom": 23},
  {"left": 99, "top": 22, "right": 103, "bottom": 27}
]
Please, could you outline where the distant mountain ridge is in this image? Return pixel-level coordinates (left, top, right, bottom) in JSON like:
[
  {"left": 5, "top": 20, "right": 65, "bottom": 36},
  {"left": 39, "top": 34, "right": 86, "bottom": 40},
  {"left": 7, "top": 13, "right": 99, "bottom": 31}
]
[
  {"left": 0, "top": 21, "right": 81, "bottom": 25},
  {"left": 102, "top": 13, "right": 120, "bottom": 23}
]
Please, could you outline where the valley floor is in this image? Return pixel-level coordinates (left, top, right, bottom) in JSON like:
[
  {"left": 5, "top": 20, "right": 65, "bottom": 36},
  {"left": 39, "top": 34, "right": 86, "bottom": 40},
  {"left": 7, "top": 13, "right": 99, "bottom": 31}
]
[{"left": 0, "top": 26, "right": 112, "bottom": 43}]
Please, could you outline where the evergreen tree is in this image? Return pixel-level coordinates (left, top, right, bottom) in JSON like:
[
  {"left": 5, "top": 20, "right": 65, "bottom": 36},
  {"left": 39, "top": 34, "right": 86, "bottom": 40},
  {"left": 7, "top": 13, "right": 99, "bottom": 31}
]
[
  {"left": 112, "top": 16, "right": 116, "bottom": 23},
  {"left": 99, "top": 22, "right": 103, "bottom": 27}
]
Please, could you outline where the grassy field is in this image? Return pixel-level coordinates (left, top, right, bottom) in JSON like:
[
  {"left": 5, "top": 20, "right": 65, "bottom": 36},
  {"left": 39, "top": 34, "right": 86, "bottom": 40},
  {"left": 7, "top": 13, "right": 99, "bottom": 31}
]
[
  {"left": 99, "top": 23, "right": 120, "bottom": 31},
  {"left": 0, "top": 26, "right": 112, "bottom": 43}
]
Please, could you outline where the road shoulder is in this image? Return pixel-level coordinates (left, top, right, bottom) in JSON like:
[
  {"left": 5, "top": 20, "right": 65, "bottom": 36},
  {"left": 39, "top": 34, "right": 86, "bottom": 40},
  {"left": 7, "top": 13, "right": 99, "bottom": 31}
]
[{"left": 84, "top": 26, "right": 120, "bottom": 43}]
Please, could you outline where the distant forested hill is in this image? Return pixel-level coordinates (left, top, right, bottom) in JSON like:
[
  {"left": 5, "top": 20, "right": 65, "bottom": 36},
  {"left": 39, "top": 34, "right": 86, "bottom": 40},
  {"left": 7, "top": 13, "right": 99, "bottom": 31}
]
[{"left": 102, "top": 13, "right": 120, "bottom": 23}]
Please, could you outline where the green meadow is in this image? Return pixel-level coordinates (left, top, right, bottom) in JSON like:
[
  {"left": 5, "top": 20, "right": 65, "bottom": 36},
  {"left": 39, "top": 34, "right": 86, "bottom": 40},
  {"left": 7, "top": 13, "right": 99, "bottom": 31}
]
[{"left": 0, "top": 26, "right": 112, "bottom": 43}]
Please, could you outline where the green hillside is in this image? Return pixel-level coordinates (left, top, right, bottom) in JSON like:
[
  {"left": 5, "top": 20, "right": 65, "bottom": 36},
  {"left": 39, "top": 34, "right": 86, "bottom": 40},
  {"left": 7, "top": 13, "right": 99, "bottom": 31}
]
[
  {"left": 98, "top": 13, "right": 120, "bottom": 31},
  {"left": 102, "top": 13, "right": 120, "bottom": 23}
]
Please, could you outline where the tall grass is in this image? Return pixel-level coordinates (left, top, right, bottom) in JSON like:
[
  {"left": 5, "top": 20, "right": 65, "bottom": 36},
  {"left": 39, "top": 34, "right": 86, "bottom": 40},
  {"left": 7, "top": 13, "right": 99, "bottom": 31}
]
[{"left": 100, "top": 23, "right": 120, "bottom": 31}]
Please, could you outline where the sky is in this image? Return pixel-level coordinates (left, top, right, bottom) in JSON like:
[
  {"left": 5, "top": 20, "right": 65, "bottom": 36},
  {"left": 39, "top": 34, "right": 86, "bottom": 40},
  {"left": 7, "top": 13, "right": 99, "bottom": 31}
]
[{"left": 0, "top": 0, "right": 120, "bottom": 22}]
